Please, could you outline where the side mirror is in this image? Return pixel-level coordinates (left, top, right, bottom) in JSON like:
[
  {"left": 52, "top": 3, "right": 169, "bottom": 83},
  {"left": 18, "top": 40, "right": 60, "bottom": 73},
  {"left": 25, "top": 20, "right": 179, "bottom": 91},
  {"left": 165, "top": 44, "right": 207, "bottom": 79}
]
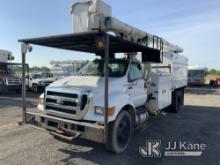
[{"left": 128, "top": 76, "right": 136, "bottom": 83}]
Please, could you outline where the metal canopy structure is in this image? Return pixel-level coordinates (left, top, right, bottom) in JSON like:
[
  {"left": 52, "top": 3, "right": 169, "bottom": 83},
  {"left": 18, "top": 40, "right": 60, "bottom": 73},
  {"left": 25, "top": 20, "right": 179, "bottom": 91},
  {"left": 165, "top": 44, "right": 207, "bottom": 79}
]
[
  {"left": 19, "top": 32, "right": 161, "bottom": 62},
  {"left": 18, "top": 31, "right": 162, "bottom": 144}
]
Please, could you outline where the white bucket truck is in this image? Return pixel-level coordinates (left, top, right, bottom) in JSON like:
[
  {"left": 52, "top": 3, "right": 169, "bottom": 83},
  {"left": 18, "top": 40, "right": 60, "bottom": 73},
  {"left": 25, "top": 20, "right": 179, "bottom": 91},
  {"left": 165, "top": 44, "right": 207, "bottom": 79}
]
[{"left": 19, "top": 0, "right": 188, "bottom": 154}]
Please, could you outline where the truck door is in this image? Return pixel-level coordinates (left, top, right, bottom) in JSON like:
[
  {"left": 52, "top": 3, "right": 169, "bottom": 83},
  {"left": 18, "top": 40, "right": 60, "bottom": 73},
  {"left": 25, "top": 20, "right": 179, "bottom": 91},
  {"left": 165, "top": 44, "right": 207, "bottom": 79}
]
[{"left": 128, "top": 62, "right": 147, "bottom": 107}]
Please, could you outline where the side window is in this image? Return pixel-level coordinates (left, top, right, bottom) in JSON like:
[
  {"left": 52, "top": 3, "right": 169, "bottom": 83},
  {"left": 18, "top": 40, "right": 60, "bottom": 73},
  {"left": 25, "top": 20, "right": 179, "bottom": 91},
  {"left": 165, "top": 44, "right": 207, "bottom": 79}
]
[{"left": 128, "top": 63, "right": 144, "bottom": 82}]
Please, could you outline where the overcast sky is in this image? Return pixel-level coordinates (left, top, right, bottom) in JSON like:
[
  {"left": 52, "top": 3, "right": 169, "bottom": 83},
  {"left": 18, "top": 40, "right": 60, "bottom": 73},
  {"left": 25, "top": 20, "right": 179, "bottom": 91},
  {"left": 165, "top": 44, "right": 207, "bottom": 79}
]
[{"left": 0, "top": 0, "right": 220, "bottom": 69}]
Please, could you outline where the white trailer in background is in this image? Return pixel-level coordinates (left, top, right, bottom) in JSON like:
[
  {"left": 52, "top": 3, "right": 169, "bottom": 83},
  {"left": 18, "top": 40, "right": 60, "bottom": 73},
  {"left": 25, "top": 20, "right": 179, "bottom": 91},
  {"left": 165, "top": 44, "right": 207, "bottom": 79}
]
[{"left": 19, "top": 0, "right": 188, "bottom": 154}]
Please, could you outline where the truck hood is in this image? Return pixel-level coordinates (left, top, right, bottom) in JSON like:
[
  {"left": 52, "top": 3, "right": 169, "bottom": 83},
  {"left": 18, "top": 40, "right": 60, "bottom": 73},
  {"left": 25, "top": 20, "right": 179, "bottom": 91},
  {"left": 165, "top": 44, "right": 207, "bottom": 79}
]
[
  {"left": 50, "top": 76, "right": 104, "bottom": 88},
  {"left": 48, "top": 76, "right": 126, "bottom": 91},
  {"left": 33, "top": 78, "right": 55, "bottom": 82}
]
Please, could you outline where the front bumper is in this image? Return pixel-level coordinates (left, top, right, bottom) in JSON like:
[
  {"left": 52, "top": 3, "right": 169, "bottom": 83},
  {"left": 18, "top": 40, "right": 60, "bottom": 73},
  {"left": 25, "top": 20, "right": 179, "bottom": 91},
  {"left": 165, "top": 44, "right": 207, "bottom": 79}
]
[
  {"left": 26, "top": 110, "right": 105, "bottom": 143},
  {"left": 38, "top": 83, "right": 52, "bottom": 90}
]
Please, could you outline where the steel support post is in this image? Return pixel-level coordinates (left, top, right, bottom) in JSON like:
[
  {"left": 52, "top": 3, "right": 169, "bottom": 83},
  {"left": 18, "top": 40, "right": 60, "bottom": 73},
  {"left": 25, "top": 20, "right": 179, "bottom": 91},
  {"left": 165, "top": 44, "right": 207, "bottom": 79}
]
[
  {"left": 104, "top": 35, "right": 109, "bottom": 144},
  {"left": 21, "top": 43, "right": 30, "bottom": 123}
]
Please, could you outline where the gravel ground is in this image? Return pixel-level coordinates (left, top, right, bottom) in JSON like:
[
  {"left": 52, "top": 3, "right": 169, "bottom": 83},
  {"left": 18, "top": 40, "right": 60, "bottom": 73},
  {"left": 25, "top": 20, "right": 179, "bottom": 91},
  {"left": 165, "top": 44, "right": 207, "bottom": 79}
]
[{"left": 0, "top": 89, "right": 220, "bottom": 165}]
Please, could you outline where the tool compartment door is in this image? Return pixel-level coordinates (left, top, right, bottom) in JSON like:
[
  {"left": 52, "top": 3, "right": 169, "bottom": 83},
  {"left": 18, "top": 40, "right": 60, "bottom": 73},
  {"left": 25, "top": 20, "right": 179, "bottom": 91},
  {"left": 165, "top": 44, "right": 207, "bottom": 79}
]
[{"left": 149, "top": 73, "right": 172, "bottom": 110}]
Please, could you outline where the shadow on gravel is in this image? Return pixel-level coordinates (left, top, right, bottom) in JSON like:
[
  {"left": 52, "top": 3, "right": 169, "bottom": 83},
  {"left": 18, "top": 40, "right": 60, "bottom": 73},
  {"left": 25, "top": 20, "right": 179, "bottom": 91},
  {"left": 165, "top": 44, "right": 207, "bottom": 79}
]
[
  {"left": 0, "top": 91, "right": 39, "bottom": 99},
  {"left": 0, "top": 92, "right": 39, "bottom": 109},
  {"left": 57, "top": 105, "right": 220, "bottom": 165}
]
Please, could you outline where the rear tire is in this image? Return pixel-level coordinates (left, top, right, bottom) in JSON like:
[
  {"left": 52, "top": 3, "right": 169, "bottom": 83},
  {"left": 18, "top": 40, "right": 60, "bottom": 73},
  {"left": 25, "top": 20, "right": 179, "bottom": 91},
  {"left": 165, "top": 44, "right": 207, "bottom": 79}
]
[
  {"left": 107, "top": 111, "right": 132, "bottom": 154},
  {"left": 170, "top": 90, "right": 184, "bottom": 113}
]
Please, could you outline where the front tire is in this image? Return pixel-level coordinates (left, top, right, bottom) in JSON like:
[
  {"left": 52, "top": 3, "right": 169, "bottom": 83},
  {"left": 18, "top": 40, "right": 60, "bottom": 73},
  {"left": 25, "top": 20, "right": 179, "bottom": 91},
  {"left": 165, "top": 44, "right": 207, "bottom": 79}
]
[
  {"left": 32, "top": 84, "right": 39, "bottom": 93},
  {"left": 107, "top": 111, "right": 132, "bottom": 154}
]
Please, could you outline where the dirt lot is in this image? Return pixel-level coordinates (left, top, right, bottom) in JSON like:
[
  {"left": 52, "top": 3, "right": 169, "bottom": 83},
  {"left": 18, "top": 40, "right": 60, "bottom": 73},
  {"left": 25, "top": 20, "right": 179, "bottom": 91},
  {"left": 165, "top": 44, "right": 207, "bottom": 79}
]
[{"left": 0, "top": 89, "right": 220, "bottom": 165}]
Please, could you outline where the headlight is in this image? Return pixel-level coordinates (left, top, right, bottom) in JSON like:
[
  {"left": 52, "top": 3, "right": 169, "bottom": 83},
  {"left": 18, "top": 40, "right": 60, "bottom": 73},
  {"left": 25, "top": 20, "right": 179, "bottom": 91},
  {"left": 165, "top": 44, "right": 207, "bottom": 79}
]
[
  {"left": 95, "top": 106, "right": 104, "bottom": 115},
  {"left": 37, "top": 93, "right": 45, "bottom": 111},
  {"left": 95, "top": 106, "right": 116, "bottom": 116},
  {"left": 38, "top": 97, "right": 44, "bottom": 105}
]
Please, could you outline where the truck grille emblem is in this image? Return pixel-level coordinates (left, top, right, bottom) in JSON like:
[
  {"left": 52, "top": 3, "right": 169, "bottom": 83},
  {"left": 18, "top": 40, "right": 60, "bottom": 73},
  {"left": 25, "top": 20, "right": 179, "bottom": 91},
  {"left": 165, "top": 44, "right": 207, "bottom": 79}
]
[{"left": 56, "top": 99, "right": 64, "bottom": 105}]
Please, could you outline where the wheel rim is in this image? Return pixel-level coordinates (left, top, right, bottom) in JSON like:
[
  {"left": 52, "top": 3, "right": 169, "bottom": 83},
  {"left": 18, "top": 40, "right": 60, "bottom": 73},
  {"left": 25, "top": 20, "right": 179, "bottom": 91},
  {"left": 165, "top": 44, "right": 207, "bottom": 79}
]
[{"left": 116, "top": 117, "right": 131, "bottom": 148}]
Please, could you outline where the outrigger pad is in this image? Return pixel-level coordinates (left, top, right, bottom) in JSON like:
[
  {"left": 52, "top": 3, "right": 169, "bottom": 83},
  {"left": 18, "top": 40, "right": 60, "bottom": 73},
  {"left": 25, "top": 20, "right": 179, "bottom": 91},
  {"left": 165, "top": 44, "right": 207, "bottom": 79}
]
[{"left": 19, "top": 31, "right": 161, "bottom": 63}]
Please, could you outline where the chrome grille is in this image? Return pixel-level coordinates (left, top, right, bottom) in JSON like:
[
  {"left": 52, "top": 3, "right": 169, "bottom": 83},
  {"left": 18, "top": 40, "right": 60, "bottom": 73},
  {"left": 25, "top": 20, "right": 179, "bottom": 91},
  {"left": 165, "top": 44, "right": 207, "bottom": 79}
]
[
  {"left": 45, "top": 91, "right": 80, "bottom": 116},
  {"left": 47, "top": 91, "right": 77, "bottom": 98},
  {"left": 6, "top": 77, "right": 21, "bottom": 85}
]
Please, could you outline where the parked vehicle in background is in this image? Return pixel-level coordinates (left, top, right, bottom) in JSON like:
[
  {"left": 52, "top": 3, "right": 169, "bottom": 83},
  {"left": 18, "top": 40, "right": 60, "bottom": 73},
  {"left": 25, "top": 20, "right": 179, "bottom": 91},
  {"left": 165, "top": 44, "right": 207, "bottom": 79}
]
[
  {"left": 27, "top": 72, "right": 55, "bottom": 93},
  {"left": 209, "top": 77, "right": 220, "bottom": 87},
  {"left": 50, "top": 60, "right": 89, "bottom": 79},
  {"left": 0, "top": 49, "right": 23, "bottom": 93},
  {"left": 188, "top": 66, "right": 208, "bottom": 86}
]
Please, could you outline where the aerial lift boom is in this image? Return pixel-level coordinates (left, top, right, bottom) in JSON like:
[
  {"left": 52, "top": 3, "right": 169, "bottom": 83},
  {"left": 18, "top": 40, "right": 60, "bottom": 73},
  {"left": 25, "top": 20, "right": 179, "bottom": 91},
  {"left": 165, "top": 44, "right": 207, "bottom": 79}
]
[{"left": 71, "top": 0, "right": 183, "bottom": 53}]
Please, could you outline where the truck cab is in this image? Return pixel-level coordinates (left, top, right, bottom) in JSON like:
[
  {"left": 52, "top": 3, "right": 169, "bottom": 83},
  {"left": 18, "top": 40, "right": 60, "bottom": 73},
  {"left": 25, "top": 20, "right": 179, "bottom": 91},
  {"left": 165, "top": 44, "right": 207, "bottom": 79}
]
[
  {"left": 0, "top": 62, "right": 22, "bottom": 93},
  {"left": 0, "top": 49, "right": 23, "bottom": 93},
  {"left": 38, "top": 58, "right": 147, "bottom": 121}
]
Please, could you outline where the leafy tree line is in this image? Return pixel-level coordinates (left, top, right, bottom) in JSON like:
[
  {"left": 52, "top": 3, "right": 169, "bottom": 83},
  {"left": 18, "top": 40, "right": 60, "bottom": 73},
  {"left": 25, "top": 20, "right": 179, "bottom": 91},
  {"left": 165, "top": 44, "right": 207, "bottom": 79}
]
[
  {"left": 29, "top": 66, "right": 50, "bottom": 73},
  {"left": 208, "top": 69, "right": 220, "bottom": 75},
  {"left": 13, "top": 66, "right": 50, "bottom": 74}
]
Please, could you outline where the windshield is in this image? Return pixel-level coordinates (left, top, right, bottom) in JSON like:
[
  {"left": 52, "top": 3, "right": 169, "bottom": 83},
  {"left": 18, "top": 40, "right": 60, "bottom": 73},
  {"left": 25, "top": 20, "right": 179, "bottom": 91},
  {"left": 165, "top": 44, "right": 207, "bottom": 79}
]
[
  {"left": 188, "top": 70, "right": 206, "bottom": 77},
  {"left": 31, "top": 73, "right": 53, "bottom": 79},
  {"left": 78, "top": 59, "right": 129, "bottom": 77},
  {"left": 0, "top": 63, "right": 23, "bottom": 75}
]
